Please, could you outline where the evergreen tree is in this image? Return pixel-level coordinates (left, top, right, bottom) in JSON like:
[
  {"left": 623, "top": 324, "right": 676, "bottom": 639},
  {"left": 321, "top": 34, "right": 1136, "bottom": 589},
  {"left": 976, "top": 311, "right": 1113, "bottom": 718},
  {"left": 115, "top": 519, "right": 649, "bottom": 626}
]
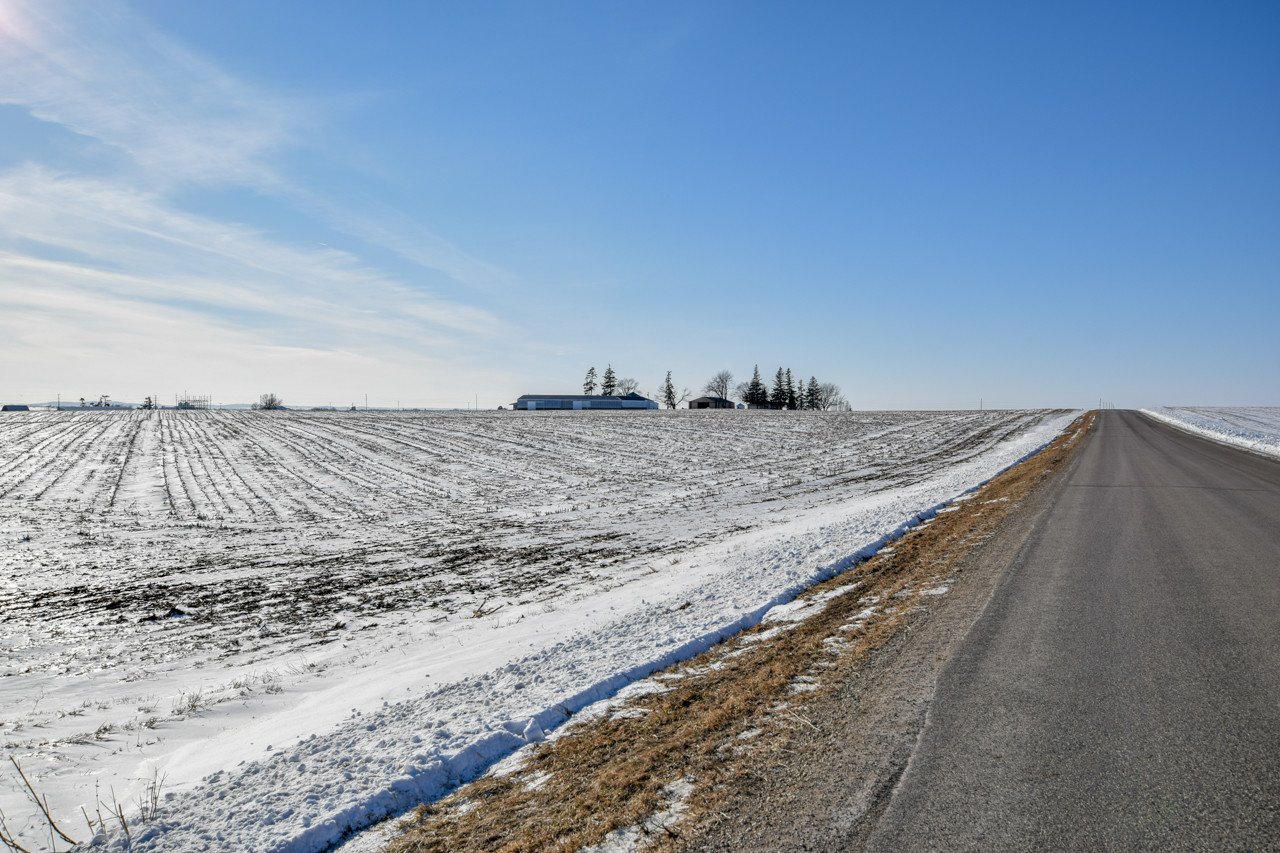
[
  {"left": 770, "top": 367, "right": 787, "bottom": 408},
  {"left": 601, "top": 364, "right": 617, "bottom": 396},
  {"left": 661, "top": 371, "right": 677, "bottom": 409},
  {"left": 806, "top": 376, "right": 821, "bottom": 410},
  {"left": 583, "top": 366, "right": 598, "bottom": 395},
  {"left": 746, "top": 365, "right": 767, "bottom": 406},
  {"left": 785, "top": 368, "right": 798, "bottom": 410}
]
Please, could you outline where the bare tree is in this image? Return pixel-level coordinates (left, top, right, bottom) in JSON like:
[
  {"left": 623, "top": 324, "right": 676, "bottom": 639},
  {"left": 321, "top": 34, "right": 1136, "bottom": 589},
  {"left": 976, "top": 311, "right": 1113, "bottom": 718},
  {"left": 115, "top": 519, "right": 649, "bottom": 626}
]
[
  {"left": 255, "top": 392, "right": 285, "bottom": 410},
  {"left": 616, "top": 376, "right": 639, "bottom": 395},
  {"left": 733, "top": 380, "right": 751, "bottom": 402},
  {"left": 703, "top": 370, "right": 733, "bottom": 400},
  {"left": 815, "top": 382, "right": 844, "bottom": 411}
]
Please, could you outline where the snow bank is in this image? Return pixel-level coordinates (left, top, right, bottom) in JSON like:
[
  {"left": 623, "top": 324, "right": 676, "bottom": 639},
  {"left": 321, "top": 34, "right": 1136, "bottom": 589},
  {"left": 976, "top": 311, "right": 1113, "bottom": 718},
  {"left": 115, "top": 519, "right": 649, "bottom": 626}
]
[{"left": 1141, "top": 407, "right": 1280, "bottom": 460}]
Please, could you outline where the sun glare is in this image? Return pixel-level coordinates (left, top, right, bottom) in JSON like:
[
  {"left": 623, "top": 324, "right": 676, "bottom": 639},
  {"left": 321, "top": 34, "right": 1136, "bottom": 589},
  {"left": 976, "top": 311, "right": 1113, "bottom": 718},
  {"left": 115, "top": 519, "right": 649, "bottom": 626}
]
[{"left": 0, "top": 1, "right": 29, "bottom": 41}]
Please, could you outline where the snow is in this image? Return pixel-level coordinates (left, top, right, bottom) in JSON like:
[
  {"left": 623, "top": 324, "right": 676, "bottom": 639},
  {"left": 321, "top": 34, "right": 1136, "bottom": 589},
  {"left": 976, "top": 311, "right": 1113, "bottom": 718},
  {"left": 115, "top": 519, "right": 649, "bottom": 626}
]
[
  {"left": 0, "top": 409, "right": 1077, "bottom": 851},
  {"left": 1141, "top": 407, "right": 1280, "bottom": 460}
]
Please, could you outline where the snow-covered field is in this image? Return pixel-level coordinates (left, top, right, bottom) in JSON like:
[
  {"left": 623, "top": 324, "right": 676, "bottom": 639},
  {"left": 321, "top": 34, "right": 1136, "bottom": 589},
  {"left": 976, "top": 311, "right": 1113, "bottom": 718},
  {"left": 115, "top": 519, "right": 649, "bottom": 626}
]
[
  {"left": 1141, "top": 407, "right": 1280, "bottom": 459},
  {"left": 0, "top": 409, "right": 1077, "bottom": 851}
]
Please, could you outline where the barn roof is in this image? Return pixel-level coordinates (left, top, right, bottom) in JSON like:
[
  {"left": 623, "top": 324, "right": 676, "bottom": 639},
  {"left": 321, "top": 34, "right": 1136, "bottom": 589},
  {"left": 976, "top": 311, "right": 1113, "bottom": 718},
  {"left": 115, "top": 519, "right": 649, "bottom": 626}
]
[{"left": 516, "top": 393, "right": 652, "bottom": 401}]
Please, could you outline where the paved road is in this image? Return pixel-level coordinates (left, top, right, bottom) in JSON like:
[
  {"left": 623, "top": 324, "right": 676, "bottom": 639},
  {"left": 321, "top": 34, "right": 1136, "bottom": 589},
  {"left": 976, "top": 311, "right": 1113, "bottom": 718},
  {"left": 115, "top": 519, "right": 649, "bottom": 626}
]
[{"left": 868, "top": 410, "right": 1280, "bottom": 850}]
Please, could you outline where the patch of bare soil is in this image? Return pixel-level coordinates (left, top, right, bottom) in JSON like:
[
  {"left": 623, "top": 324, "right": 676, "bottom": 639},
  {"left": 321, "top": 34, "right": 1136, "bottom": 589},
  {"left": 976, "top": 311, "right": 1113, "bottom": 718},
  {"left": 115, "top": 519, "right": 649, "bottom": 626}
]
[{"left": 384, "top": 413, "right": 1097, "bottom": 853}]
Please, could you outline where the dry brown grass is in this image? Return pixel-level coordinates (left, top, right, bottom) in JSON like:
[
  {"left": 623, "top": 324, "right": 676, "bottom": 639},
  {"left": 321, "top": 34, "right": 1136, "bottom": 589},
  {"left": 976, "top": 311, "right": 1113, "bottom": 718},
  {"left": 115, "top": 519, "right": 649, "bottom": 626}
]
[{"left": 386, "top": 412, "right": 1096, "bottom": 853}]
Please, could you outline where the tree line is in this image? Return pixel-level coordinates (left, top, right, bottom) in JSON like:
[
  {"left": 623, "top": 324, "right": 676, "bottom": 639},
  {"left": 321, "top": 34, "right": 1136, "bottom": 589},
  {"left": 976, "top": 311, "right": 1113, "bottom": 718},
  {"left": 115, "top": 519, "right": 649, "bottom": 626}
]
[
  {"left": 581, "top": 365, "right": 640, "bottom": 397},
  {"left": 581, "top": 365, "right": 846, "bottom": 410},
  {"left": 730, "top": 366, "right": 846, "bottom": 410}
]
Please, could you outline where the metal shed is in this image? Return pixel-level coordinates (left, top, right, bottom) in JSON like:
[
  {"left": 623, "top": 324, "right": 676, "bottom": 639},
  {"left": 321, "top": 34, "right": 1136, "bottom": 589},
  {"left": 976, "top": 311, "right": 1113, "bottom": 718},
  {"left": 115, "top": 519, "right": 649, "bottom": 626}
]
[{"left": 514, "top": 393, "right": 658, "bottom": 411}]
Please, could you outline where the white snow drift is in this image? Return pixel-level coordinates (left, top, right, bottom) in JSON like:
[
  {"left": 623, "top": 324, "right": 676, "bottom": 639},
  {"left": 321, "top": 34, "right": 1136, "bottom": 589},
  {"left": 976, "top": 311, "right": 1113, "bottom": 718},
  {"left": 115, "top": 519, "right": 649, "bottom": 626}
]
[{"left": 1141, "top": 407, "right": 1280, "bottom": 460}]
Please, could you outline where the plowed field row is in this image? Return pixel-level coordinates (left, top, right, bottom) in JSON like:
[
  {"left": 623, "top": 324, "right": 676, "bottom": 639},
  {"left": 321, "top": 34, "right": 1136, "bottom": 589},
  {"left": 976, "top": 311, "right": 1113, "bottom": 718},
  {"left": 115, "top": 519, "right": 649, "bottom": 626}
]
[{"left": 0, "top": 409, "right": 1063, "bottom": 678}]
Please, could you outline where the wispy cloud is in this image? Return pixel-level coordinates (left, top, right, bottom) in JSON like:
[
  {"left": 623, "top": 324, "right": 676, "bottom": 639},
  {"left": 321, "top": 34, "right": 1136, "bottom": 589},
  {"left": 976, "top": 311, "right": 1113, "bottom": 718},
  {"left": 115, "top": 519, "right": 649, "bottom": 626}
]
[
  {"left": 0, "top": 167, "right": 498, "bottom": 336},
  {"left": 0, "top": 268, "right": 479, "bottom": 405},
  {"left": 0, "top": 0, "right": 524, "bottom": 401},
  {"left": 0, "top": 167, "right": 502, "bottom": 347},
  {"left": 0, "top": 234, "right": 510, "bottom": 406},
  {"left": 0, "top": 0, "right": 519, "bottom": 292},
  {"left": 0, "top": 0, "right": 297, "bottom": 188},
  {"left": 310, "top": 198, "right": 521, "bottom": 294}
]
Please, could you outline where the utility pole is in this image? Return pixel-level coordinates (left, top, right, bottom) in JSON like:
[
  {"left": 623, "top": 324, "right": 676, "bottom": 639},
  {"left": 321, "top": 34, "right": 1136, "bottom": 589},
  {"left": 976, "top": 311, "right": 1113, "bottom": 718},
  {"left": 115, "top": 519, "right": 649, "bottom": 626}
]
[{"left": 364, "top": 393, "right": 368, "bottom": 412}]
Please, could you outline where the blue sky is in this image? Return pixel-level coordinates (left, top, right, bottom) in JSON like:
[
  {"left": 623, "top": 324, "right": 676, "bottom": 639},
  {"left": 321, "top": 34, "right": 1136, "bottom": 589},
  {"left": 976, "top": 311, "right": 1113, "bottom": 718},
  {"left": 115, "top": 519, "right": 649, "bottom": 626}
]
[{"left": 1, "top": 0, "right": 1276, "bottom": 409}]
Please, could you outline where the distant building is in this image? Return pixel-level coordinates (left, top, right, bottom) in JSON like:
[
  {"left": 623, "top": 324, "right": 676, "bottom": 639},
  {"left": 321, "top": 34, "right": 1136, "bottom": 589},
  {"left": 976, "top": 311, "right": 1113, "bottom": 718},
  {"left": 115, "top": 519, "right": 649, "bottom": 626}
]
[
  {"left": 514, "top": 393, "right": 658, "bottom": 411},
  {"left": 688, "top": 396, "right": 735, "bottom": 410},
  {"left": 1, "top": 404, "right": 30, "bottom": 412}
]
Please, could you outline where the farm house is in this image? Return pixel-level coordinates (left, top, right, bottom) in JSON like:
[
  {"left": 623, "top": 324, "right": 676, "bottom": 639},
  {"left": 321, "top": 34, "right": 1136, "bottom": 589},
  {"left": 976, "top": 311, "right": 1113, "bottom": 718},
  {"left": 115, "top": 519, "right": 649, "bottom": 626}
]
[
  {"left": 514, "top": 393, "right": 658, "bottom": 411},
  {"left": 688, "top": 396, "right": 735, "bottom": 409}
]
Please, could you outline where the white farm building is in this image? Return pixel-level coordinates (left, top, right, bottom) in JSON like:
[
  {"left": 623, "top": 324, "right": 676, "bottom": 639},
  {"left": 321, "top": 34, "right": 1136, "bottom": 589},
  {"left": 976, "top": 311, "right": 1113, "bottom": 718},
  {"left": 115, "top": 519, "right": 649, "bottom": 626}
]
[{"left": 514, "top": 393, "right": 658, "bottom": 411}]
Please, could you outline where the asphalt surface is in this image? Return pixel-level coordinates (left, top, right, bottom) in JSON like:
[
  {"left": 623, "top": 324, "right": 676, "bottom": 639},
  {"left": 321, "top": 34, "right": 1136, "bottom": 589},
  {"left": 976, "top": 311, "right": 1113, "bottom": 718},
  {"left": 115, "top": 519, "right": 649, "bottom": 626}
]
[{"left": 867, "top": 411, "right": 1280, "bottom": 850}]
